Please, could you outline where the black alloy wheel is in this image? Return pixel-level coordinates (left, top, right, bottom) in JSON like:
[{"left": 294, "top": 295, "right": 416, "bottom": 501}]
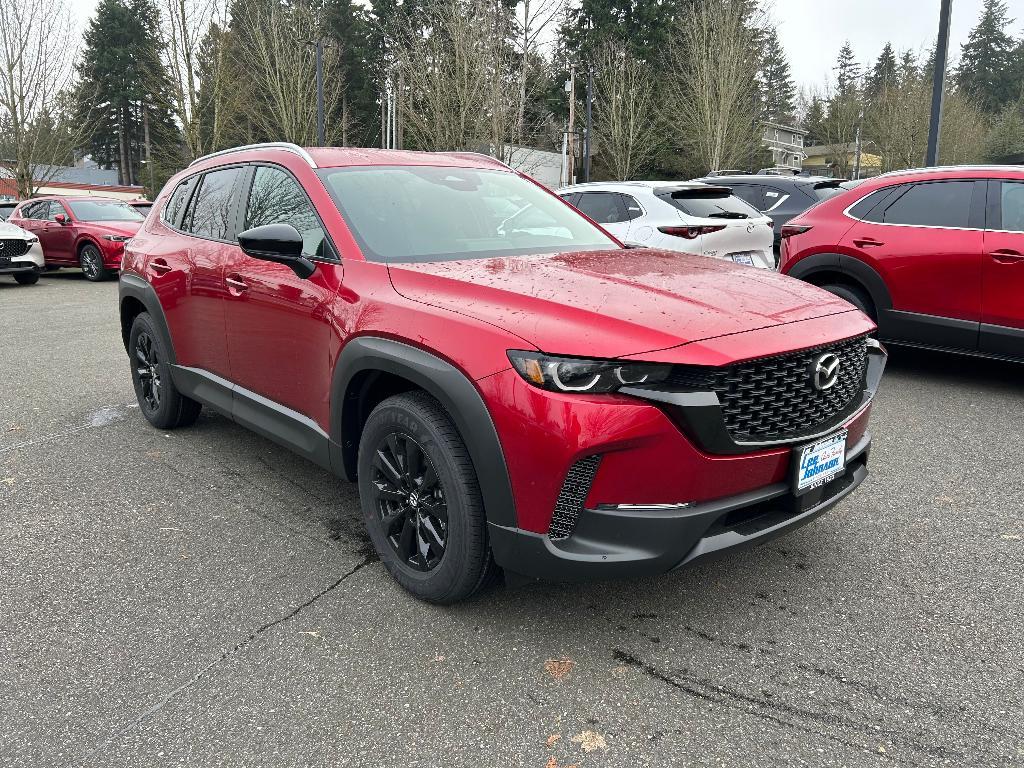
[
  {"left": 370, "top": 431, "right": 449, "bottom": 571},
  {"left": 135, "top": 331, "right": 162, "bottom": 412}
]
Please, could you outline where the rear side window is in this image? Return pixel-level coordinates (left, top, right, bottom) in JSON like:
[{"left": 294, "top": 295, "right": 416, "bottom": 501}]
[
  {"left": 731, "top": 184, "right": 766, "bottom": 210},
  {"left": 185, "top": 166, "right": 243, "bottom": 240},
  {"left": 998, "top": 181, "right": 1024, "bottom": 232},
  {"left": 163, "top": 178, "right": 195, "bottom": 228},
  {"left": 20, "top": 201, "right": 46, "bottom": 219},
  {"left": 659, "top": 188, "right": 760, "bottom": 219},
  {"left": 245, "top": 166, "right": 328, "bottom": 259},
  {"left": 576, "top": 192, "right": 628, "bottom": 224},
  {"left": 848, "top": 187, "right": 902, "bottom": 222},
  {"left": 620, "top": 194, "right": 644, "bottom": 220},
  {"left": 881, "top": 181, "right": 974, "bottom": 228}
]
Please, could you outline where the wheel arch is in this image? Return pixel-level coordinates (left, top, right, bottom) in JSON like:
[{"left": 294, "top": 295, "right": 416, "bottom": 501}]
[
  {"left": 787, "top": 253, "right": 893, "bottom": 319},
  {"left": 76, "top": 235, "right": 102, "bottom": 256},
  {"left": 118, "top": 272, "right": 176, "bottom": 364},
  {"left": 331, "top": 337, "right": 517, "bottom": 528}
]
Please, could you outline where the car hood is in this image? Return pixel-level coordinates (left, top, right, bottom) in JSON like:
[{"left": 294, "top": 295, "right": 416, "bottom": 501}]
[
  {"left": 0, "top": 222, "right": 32, "bottom": 239},
  {"left": 86, "top": 221, "right": 142, "bottom": 237},
  {"left": 387, "top": 248, "right": 861, "bottom": 359}
]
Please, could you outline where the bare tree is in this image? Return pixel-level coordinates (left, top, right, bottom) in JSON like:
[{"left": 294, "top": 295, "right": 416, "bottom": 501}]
[
  {"left": 592, "top": 43, "right": 658, "bottom": 180},
  {"left": 0, "top": 0, "right": 86, "bottom": 197},
  {"left": 513, "top": 0, "right": 561, "bottom": 145},
  {"left": 664, "top": 0, "right": 763, "bottom": 175}
]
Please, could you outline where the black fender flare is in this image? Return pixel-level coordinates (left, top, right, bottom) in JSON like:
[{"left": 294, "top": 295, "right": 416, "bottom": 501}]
[
  {"left": 787, "top": 253, "right": 893, "bottom": 315},
  {"left": 118, "top": 272, "right": 176, "bottom": 364},
  {"left": 330, "top": 337, "right": 517, "bottom": 528}
]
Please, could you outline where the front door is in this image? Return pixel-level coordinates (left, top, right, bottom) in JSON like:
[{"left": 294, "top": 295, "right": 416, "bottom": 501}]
[
  {"left": 39, "top": 200, "right": 75, "bottom": 262},
  {"left": 980, "top": 179, "right": 1024, "bottom": 357},
  {"left": 222, "top": 164, "right": 341, "bottom": 429}
]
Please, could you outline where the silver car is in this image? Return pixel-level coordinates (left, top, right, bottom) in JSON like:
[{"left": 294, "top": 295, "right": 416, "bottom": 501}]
[{"left": 0, "top": 221, "right": 45, "bottom": 285}]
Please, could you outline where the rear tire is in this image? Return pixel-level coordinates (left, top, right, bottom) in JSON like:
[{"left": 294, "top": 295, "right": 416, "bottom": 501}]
[
  {"left": 79, "top": 244, "right": 108, "bottom": 282},
  {"left": 129, "top": 312, "right": 201, "bottom": 429},
  {"left": 358, "top": 391, "right": 498, "bottom": 604},
  {"left": 820, "top": 283, "right": 875, "bottom": 320},
  {"left": 14, "top": 269, "right": 39, "bottom": 285}
]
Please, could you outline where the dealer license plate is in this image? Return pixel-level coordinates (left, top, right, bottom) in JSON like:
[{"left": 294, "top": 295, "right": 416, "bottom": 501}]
[{"left": 794, "top": 431, "right": 847, "bottom": 495}]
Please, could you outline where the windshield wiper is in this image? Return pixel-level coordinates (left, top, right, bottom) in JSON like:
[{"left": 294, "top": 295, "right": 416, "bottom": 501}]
[{"left": 706, "top": 211, "right": 748, "bottom": 219}]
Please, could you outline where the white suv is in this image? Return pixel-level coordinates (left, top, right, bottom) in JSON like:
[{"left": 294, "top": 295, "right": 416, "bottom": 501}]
[
  {"left": 558, "top": 181, "right": 775, "bottom": 269},
  {"left": 0, "top": 221, "right": 44, "bottom": 285}
]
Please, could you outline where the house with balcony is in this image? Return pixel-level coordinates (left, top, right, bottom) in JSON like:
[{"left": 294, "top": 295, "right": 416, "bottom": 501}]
[{"left": 762, "top": 122, "right": 808, "bottom": 172}]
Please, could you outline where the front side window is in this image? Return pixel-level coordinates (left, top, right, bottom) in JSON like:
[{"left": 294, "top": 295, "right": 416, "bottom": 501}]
[
  {"left": 65, "top": 199, "right": 143, "bottom": 222},
  {"left": 881, "top": 181, "right": 974, "bottom": 229},
  {"left": 46, "top": 201, "right": 68, "bottom": 221},
  {"left": 575, "top": 192, "right": 628, "bottom": 224},
  {"left": 186, "top": 166, "right": 243, "bottom": 240},
  {"left": 318, "top": 166, "right": 617, "bottom": 263},
  {"left": 245, "top": 166, "right": 327, "bottom": 258},
  {"left": 998, "top": 181, "right": 1024, "bottom": 233}
]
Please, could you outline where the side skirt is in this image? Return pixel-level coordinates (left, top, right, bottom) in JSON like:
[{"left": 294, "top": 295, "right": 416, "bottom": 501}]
[{"left": 170, "top": 365, "right": 334, "bottom": 472}]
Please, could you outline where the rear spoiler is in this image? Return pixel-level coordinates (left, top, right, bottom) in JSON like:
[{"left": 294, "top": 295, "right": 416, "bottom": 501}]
[{"left": 657, "top": 186, "right": 732, "bottom": 199}]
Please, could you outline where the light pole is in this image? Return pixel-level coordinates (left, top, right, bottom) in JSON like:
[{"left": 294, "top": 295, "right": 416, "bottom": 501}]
[
  {"left": 584, "top": 67, "right": 593, "bottom": 183},
  {"left": 307, "top": 39, "right": 331, "bottom": 146},
  {"left": 926, "top": 0, "right": 953, "bottom": 166}
]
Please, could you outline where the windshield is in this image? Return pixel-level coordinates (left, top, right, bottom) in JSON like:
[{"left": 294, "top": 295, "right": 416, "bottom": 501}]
[
  {"left": 657, "top": 188, "right": 761, "bottom": 219},
  {"left": 317, "top": 166, "right": 619, "bottom": 263},
  {"left": 66, "top": 200, "right": 145, "bottom": 222}
]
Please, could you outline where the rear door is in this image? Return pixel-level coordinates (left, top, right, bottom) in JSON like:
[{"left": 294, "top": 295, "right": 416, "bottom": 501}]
[
  {"left": 574, "top": 191, "right": 632, "bottom": 241},
  {"left": 979, "top": 178, "right": 1024, "bottom": 357},
  {"left": 841, "top": 179, "right": 985, "bottom": 350}
]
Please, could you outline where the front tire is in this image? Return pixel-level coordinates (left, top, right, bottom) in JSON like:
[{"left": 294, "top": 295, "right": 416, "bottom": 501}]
[
  {"left": 820, "top": 283, "right": 875, "bottom": 320},
  {"left": 79, "top": 244, "right": 108, "bottom": 282},
  {"left": 358, "top": 391, "right": 497, "bottom": 604},
  {"left": 14, "top": 269, "right": 39, "bottom": 285},
  {"left": 129, "top": 313, "right": 201, "bottom": 429}
]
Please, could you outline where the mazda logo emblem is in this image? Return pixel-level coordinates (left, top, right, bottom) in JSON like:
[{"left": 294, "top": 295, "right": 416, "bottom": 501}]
[{"left": 813, "top": 353, "right": 841, "bottom": 391}]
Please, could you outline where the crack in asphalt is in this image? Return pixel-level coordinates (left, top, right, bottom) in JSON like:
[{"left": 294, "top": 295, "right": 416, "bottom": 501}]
[
  {"left": 75, "top": 555, "right": 376, "bottom": 765},
  {"left": 1, "top": 404, "right": 136, "bottom": 453}
]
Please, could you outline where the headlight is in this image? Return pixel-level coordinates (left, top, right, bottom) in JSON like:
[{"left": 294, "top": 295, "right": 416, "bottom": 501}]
[
  {"left": 102, "top": 234, "right": 131, "bottom": 242},
  {"left": 25, "top": 236, "right": 38, "bottom": 244},
  {"left": 508, "top": 351, "right": 671, "bottom": 394}
]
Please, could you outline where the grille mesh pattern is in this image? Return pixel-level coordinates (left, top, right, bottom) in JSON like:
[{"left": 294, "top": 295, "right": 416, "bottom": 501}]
[
  {"left": 667, "top": 335, "right": 869, "bottom": 443},
  {"left": 0, "top": 239, "right": 29, "bottom": 259},
  {"left": 548, "top": 455, "right": 601, "bottom": 541}
]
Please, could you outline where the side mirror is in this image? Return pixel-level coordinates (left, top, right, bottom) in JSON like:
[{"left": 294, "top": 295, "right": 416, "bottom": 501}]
[
  {"left": 54, "top": 214, "right": 67, "bottom": 225},
  {"left": 237, "top": 223, "right": 316, "bottom": 279}
]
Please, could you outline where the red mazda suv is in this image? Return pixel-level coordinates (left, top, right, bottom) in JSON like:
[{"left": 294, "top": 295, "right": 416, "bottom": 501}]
[
  {"left": 11, "top": 196, "right": 144, "bottom": 281},
  {"left": 119, "top": 143, "right": 886, "bottom": 603},
  {"left": 780, "top": 166, "right": 1024, "bottom": 361}
]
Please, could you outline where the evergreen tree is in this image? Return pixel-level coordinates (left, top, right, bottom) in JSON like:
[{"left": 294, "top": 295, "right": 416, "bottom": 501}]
[
  {"left": 558, "top": 0, "right": 683, "bottom": 66},
  {"left": 760, "top": 26, "right": 796, "bottom": 124},
  {"left": 865, "top": 42, "right": 897, "bottom": 101},
  {"left": 324, "top": 0, "right": 379, "bottom": 147},
  {"left": 833, "top": 40, "right": 860, "bottom": 97},
  {"left": 955, "top": 0, "right": 1018, "bottom": 113},
  {"left": 803, "top": 95, "right": 826, "bottom": 144}
]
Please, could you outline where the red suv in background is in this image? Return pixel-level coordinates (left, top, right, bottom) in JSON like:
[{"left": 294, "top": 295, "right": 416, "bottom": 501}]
[
  {"left": 11, "top": 196, "right": 144, "bottom": 281},
  {"left": 119, "top": 143, "right": 885, "bottom": 604},
  {"left": 780, "top": 166, "right": 1024, "bottom": 361}
]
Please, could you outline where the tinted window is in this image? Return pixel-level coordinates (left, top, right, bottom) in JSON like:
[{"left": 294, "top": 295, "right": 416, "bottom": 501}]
[
  {"left": 21, "top": 201, "right": 46, "bottom": 219},
  {"left": 66, "top": 200, "right": 143, "bottom": 222},
  {"left": 318, "top": 167, "right": 617, "bottom": 263},
  {"left": 576, "top": 192, "right": 627, "bottom": 224},
  {"left": 186, "top": 167, "right": 243, "bottom": 240},
  {"left": 761, "top": 187, "right": 792, "bottom": 211},
  {"left": 882, "top": 181, "right": 974, "bottom": 228},
  {"left": 999, "top": 181, "right": 1024, "bottom": 233},
  {"left": 620, "top": 194, "right": 644, "bottom": 221},
  {"left": 731, "top": 184, "right": 766, "bottom": 210},
  {"left": 46, "top": 201, "right": 68, "bottom": 221},
  {"left": 245, "top": 166, "right": 327, "bottom": 258},
  {"left": 659, "top": 189, "right": 760, "bottom": 219},
  {"left": 848, "top": 187, "right": 901, "bottom": 222},
  {"left": 163, "top": 178, "right": 195, "bottom": 227}
]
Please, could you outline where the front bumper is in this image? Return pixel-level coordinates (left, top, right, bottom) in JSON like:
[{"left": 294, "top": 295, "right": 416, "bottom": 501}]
[
  {"left": 490, "top": 430, "right": 871, "bottom": 582},
  {"left": 0, "top": 242, "right": 44, "bottom": 274}
]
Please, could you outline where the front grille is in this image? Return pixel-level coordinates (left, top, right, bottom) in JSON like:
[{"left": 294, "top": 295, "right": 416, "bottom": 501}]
[
  {"left": 548, "top": 455, "right": 601, "bottom": 541},
  {"left": 0, "top": 239, "right": 29, "bottom": 259},
  {"left": 669, "top": 335, "right": 869, "bottom": 443}
]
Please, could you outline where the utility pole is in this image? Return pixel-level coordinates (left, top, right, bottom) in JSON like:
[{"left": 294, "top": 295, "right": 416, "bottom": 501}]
[
  {"left": 566, "top": 67, "right": 576, "bottom": 184},
  {"left": 853, "top": 109, "right": 864, "bottom": 180},
  {"left": 926, "top": 0, "right": 953, "bottom": 166},
  {"left": 307, "top": 39, "right": 331, "bottom": 146},
  {"left": 584, "top": 67, "right": 593, "bottom": 183}
]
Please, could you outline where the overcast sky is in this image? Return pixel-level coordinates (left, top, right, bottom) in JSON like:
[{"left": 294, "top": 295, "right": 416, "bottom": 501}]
[{"left": 65, "top": 0, "right": 1018, "bottom": 89}]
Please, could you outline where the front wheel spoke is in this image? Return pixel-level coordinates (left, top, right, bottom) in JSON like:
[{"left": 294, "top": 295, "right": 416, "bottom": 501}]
[
  {"left": 397, "top": 517, "right": 416, "bottom": 559},
  {"left": 137, "top": 366, "right": 152, "bottom": 379},
  {"left": 373, "top": 482, "right": 406, "bottom": 502},
  {"left": 418, "top": 498, "right": 448, "bottom": 522},
  {"left": 380, "top": 509, "right": 406, "bottom": 537},
  {"left": 374, "top": 450, "right": 403, "bottom": 485},
  {"left": 420, "top": 516, "right": 446, "bottom": 555},
  {"left": 385, "top": 434, "right": 406, "bottom": 478}
]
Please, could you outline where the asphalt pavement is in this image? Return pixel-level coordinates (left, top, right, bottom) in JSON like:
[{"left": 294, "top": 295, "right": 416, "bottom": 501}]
[{"left": 1, "top": 271, "right": 1021, "bottom": 767}]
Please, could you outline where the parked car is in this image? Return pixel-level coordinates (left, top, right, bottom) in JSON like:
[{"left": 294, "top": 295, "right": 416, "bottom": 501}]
[
  {"left": 0, "top": 202, "right": 18, "bottom": 222},
  {"left": 558, "top": 181, "right": 775, "bottom": 269},
  {"left": 780, "top": 165, "right": 1024, "bottom": 361},
  {"left": 0, "top": 221, "right": 44, "bottom": 285},
  {"left": 10, "top": 196, "right": 144, "bottom": 281},
  {"left": 120, "top": 143, "right": 886, "bottom": 604},
  {"left": 692, "top": 174, "right": 847, "bottom": 258},
  {"left": 127, "top": 200, "right": 153, "bottom": 216}
]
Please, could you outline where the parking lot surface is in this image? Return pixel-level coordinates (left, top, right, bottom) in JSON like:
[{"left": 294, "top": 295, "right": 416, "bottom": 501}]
[{"left": 2, "top": 273, "right": 1022, "bottom": 767}]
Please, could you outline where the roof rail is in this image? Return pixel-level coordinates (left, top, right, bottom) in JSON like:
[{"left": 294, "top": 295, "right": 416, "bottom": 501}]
[{"left": 189, "top": 142, "right": 318, "bottom": 169}]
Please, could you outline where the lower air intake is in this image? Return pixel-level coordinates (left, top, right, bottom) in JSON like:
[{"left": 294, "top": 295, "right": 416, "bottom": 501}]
[{"left": 548, "top": 455, "right": 601, "bottom": 541}]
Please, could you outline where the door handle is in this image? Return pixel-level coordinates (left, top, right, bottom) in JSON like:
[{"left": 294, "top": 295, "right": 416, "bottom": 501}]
[
  {"left": 853, "top": 237, "right": 884, "bottom": 248},
  {"left": 148, "top": 259, "right": 172, "bottom": 276},
  {"left": 225, "top": 274, "right": 248, "bottom": 295},
  {"left": 991, "top": 249, "right": 1024, "bottom": 264}
]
